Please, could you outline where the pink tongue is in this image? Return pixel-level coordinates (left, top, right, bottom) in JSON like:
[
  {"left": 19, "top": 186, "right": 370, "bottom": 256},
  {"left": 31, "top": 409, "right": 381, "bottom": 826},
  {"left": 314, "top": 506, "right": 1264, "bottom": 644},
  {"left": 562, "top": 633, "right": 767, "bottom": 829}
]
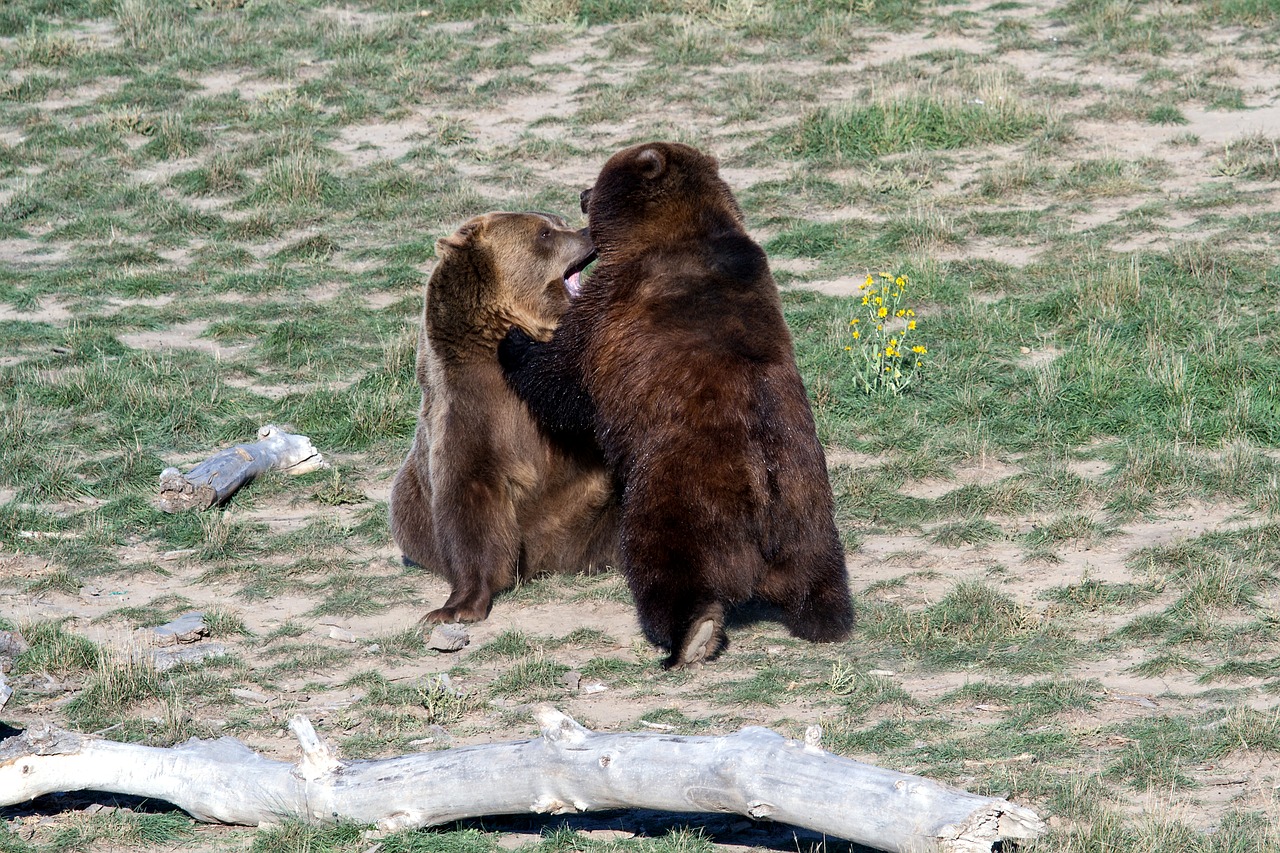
[{"left": 566, "top": 272, "right": 581, "bottom": 298}]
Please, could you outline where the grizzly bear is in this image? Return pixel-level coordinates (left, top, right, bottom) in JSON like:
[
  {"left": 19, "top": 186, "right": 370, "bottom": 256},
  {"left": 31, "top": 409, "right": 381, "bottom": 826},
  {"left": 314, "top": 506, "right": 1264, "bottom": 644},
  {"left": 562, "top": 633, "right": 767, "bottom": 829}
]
[
  {"left": 390, "top": 211, "right": 618, "bottom": 625},
  {"left": 500, "top": 142, "right": 854, "bottom": 669}
]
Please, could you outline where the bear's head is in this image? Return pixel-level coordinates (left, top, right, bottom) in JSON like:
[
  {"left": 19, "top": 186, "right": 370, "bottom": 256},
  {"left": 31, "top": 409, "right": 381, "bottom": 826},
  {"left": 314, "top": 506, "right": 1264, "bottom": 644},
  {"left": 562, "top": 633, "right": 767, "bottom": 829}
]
[
  {"left": 428, "top": 211, "right": 595, "bottom": 353},
  {"left": 581, "top": 142, "right": 745, "bottom": 256}
]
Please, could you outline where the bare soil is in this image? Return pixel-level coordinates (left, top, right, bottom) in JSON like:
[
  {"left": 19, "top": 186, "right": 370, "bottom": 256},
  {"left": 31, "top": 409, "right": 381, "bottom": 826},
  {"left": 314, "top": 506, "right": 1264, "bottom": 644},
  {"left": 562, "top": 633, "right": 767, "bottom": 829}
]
[{"left": 4, "top": 0, "right": 1280, "bottom": 848}]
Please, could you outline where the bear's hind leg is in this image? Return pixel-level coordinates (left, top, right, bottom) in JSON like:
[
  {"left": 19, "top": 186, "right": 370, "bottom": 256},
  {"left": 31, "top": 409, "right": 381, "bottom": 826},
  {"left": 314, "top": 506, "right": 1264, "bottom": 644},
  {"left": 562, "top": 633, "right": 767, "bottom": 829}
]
[
  {"left": 759, "top": 543, "right": 855, "bottom": 643},
  {"left": 667, "top": 600, "right": 726, "bottom": 670},
  {"left": 622, "top": 530, "right": 728, "bottom": 669}
]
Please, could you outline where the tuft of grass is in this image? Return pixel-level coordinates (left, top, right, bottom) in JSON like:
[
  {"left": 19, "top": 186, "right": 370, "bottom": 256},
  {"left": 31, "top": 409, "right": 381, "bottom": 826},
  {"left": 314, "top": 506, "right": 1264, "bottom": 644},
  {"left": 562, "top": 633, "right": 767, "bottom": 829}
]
[
  {"left": 864, "top": 580, "right": 1076, "bottom": 671},
  {"left": 13, "top": 619, "right": 98, "bottom": 676},
  {"left": 779, "top": 97, "right": 1044, "bottom": 162},
  {"left": 488, "top": 656, "right": 570, "bottom": 700}
]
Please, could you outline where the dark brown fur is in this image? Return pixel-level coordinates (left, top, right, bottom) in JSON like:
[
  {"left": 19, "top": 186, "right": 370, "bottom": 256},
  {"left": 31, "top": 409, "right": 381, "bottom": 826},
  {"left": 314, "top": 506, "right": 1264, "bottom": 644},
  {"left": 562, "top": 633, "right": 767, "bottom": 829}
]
[
  {"left": 501, "top": 143, "right": 854, "bottom": 668},
  {"left": 390, "top": 212, "right": 617, "bottom": 625}
]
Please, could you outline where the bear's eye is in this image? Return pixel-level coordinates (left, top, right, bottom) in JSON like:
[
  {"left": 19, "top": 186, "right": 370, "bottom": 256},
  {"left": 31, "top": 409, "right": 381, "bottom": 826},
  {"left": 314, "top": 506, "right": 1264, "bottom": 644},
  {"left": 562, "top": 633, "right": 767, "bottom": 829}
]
[{"left": 538, "top": 229, "right": 551, "bottom": 241}]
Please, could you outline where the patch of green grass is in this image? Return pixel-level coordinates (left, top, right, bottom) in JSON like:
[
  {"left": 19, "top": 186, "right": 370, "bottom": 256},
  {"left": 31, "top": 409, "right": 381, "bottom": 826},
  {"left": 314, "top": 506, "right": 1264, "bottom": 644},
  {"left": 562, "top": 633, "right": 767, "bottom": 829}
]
[
  {"left": 13, "top": 619, "right": 98, "bottom": 676},
  {"left": 1215, "top": 134, "right": 1280, "bottom": 181},
  {"left": 248, "top": 820, "right": 369, "bottom": 853},
  {"left": 707, "top": 666, "right": 795, "bottom": 706},
  {"left": 1146, "top": 104, "right": 1188, "bottom": 125},
  {"left": 778, "top": 97, "right": 1045, "bottom": 162},
  {"left": 488, "top": 656, "right": 570, "bottom": 700},
  {"left": 947, "top": 677, "right": 1100, "bottom": 726},
  {"left": 471, "top": 629, "right": 536, "bottom": 661},
  {"left": 1046, "top": 577, "right": 1161, "bottom": 613},
  {"left": 864, "top": 580, "right": 1078, "bottom": 671},
  {"left": 260, "top": 642, "right": 354, "bottom": 679},
  {"left": 64, "top": 649, "right": 167, "bottom": 732},
  {"left": 825, "top": 662, "right": 918, "bottom": 713},
  {"left": 24, "top": 809, "right": 196, "bottom": 852},
  {"left": 928, "top": 518, "right": 1005, "bottom": 547}
]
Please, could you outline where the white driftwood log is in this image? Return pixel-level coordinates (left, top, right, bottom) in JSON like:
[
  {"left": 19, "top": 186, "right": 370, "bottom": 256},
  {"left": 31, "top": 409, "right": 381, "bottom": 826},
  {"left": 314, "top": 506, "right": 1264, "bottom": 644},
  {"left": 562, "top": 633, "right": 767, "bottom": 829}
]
[
  {"left": 0, "top": 707, "right": 1042, "bottom": 852},
  {"left": 158, "top": 424, "right": 328, "bottom": 512}
]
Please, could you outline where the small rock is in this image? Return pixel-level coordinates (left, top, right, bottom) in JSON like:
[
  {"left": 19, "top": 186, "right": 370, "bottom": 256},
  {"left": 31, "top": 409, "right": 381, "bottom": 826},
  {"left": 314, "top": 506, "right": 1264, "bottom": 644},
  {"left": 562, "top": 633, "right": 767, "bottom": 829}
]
[
  {"left": 152, "top": 642, "right": 226, "bottom": 672},
  {"left": 868, "top": 669, "right": 895, "bottom": 677},
  {"left": 0, "top": 671, "right": 12, "bottom": 709},
  {"left": 326, "top": 626, "right": 358, "bottom": 643},
  {"left": 427, "top": 623, "right": 469, "bottom": 652},
  {"left": 151, "top": 611, "right": 208, "bottom": 646},
  {"left": 561, "top": 670, "right": 582, "bottom": 691},
  {"left": 582, "top": 682, "right": 607, "bottom": 694},
  {"left": 0, "top": 629, "right": 29, "bottom": 661},
  {"left": 231, "top": 687, "right": 273, "bottom": 704}
]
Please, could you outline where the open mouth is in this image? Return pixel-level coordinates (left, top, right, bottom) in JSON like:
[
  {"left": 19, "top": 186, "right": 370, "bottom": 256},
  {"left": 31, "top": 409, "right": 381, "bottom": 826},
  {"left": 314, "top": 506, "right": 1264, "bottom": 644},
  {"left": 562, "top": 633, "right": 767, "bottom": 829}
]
[{"left": 562, "top": 247, "right": 597, "bottom": 299}]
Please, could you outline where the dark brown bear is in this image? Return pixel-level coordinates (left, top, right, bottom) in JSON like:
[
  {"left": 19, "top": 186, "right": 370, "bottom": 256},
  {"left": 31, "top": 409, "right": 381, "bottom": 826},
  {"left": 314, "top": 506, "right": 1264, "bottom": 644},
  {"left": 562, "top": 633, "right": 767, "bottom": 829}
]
[
  {"left": 500, "top": 142, "right": 854, "bottom": 668},
  {"left": 390, "top": 211, "right": 617, "bottom": 625}
]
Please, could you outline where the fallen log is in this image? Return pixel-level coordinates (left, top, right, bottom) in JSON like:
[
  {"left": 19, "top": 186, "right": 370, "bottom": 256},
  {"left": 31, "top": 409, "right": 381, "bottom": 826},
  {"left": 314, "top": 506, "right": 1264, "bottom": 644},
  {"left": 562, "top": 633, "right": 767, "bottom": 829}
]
[
  {"left": 157, "top": 424, "right": 328, "bottom": 512},
  {"left": 0, "top": 706, "right": 1043, "bottom": 852}
]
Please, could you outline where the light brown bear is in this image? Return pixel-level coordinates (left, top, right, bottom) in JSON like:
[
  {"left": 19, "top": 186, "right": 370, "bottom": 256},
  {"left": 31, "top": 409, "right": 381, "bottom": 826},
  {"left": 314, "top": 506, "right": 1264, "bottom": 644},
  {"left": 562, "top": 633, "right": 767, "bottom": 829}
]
[{"left": 389, "top": 211, "right": 618, "bottom": 625}]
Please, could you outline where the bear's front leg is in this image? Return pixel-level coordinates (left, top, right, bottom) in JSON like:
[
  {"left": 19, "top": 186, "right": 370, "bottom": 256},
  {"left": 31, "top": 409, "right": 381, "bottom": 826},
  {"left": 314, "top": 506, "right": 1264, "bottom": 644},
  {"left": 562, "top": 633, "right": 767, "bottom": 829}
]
[{"left": 499, "top": 325, "right": 600, "bottom": 447}]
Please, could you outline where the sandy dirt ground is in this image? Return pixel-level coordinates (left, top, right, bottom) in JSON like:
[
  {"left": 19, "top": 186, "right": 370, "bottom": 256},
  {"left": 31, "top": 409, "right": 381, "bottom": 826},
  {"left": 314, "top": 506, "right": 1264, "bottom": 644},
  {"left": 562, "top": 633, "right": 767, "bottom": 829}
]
[{"left": 4, "top": 0, "right": 1280, "bottom": 849}]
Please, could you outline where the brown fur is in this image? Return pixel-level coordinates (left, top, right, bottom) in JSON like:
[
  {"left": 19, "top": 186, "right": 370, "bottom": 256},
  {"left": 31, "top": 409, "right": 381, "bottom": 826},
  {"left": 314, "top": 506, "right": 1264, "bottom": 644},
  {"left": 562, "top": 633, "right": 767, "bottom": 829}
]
[
  {"left": 501, "top": 143, "right": 854, "bottom": 668},
  {"left": 389, "top": 211, "right": 617, "bottom": 625}
]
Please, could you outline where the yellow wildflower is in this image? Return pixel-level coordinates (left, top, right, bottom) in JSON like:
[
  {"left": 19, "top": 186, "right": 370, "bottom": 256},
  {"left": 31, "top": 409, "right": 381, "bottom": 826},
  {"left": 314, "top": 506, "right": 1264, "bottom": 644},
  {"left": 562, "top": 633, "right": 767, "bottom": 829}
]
[
  {"left": 906, "top": 309, "right": 915, "bottom": 317},
  {"left": 852, "top": 330, "right": 860, "bottom": 339},
  {"left": 844, "top": 345, "right": 852, "bottom": 351},
  {"left": 896, "top": 276, "right": 906, "bottom": 287},
  {"left": 912, "top": 345, "right": 927, "bottom": 354},
  {"left": 908, "top": 320, "right": 916, "bottom": 331},
  {"left": 878, "top": 306, "right": 888, "bottom": 318},
  {"left": 896, "top": 309, "right": 905, "bottom": 318}
]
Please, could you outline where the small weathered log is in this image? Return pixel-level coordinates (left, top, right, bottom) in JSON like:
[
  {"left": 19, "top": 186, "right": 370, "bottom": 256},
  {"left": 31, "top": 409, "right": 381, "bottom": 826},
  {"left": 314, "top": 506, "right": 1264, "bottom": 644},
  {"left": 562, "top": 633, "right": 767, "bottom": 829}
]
[
  {"left": 0, "top": 707, "right": 1043, "bottom": 852},
  {"left": 158, "top": 425, "right": 328, "bottom": 513}
]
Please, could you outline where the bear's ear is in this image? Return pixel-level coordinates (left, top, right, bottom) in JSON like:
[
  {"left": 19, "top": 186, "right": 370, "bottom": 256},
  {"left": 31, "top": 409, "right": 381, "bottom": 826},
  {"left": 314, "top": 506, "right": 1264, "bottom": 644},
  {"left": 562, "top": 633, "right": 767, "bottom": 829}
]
[
  {"left": 436, "top": 217, "right": 487, "bottom": 256},
  {"left": 636, "top": 147, "right": 666, "bottom": 180}
]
